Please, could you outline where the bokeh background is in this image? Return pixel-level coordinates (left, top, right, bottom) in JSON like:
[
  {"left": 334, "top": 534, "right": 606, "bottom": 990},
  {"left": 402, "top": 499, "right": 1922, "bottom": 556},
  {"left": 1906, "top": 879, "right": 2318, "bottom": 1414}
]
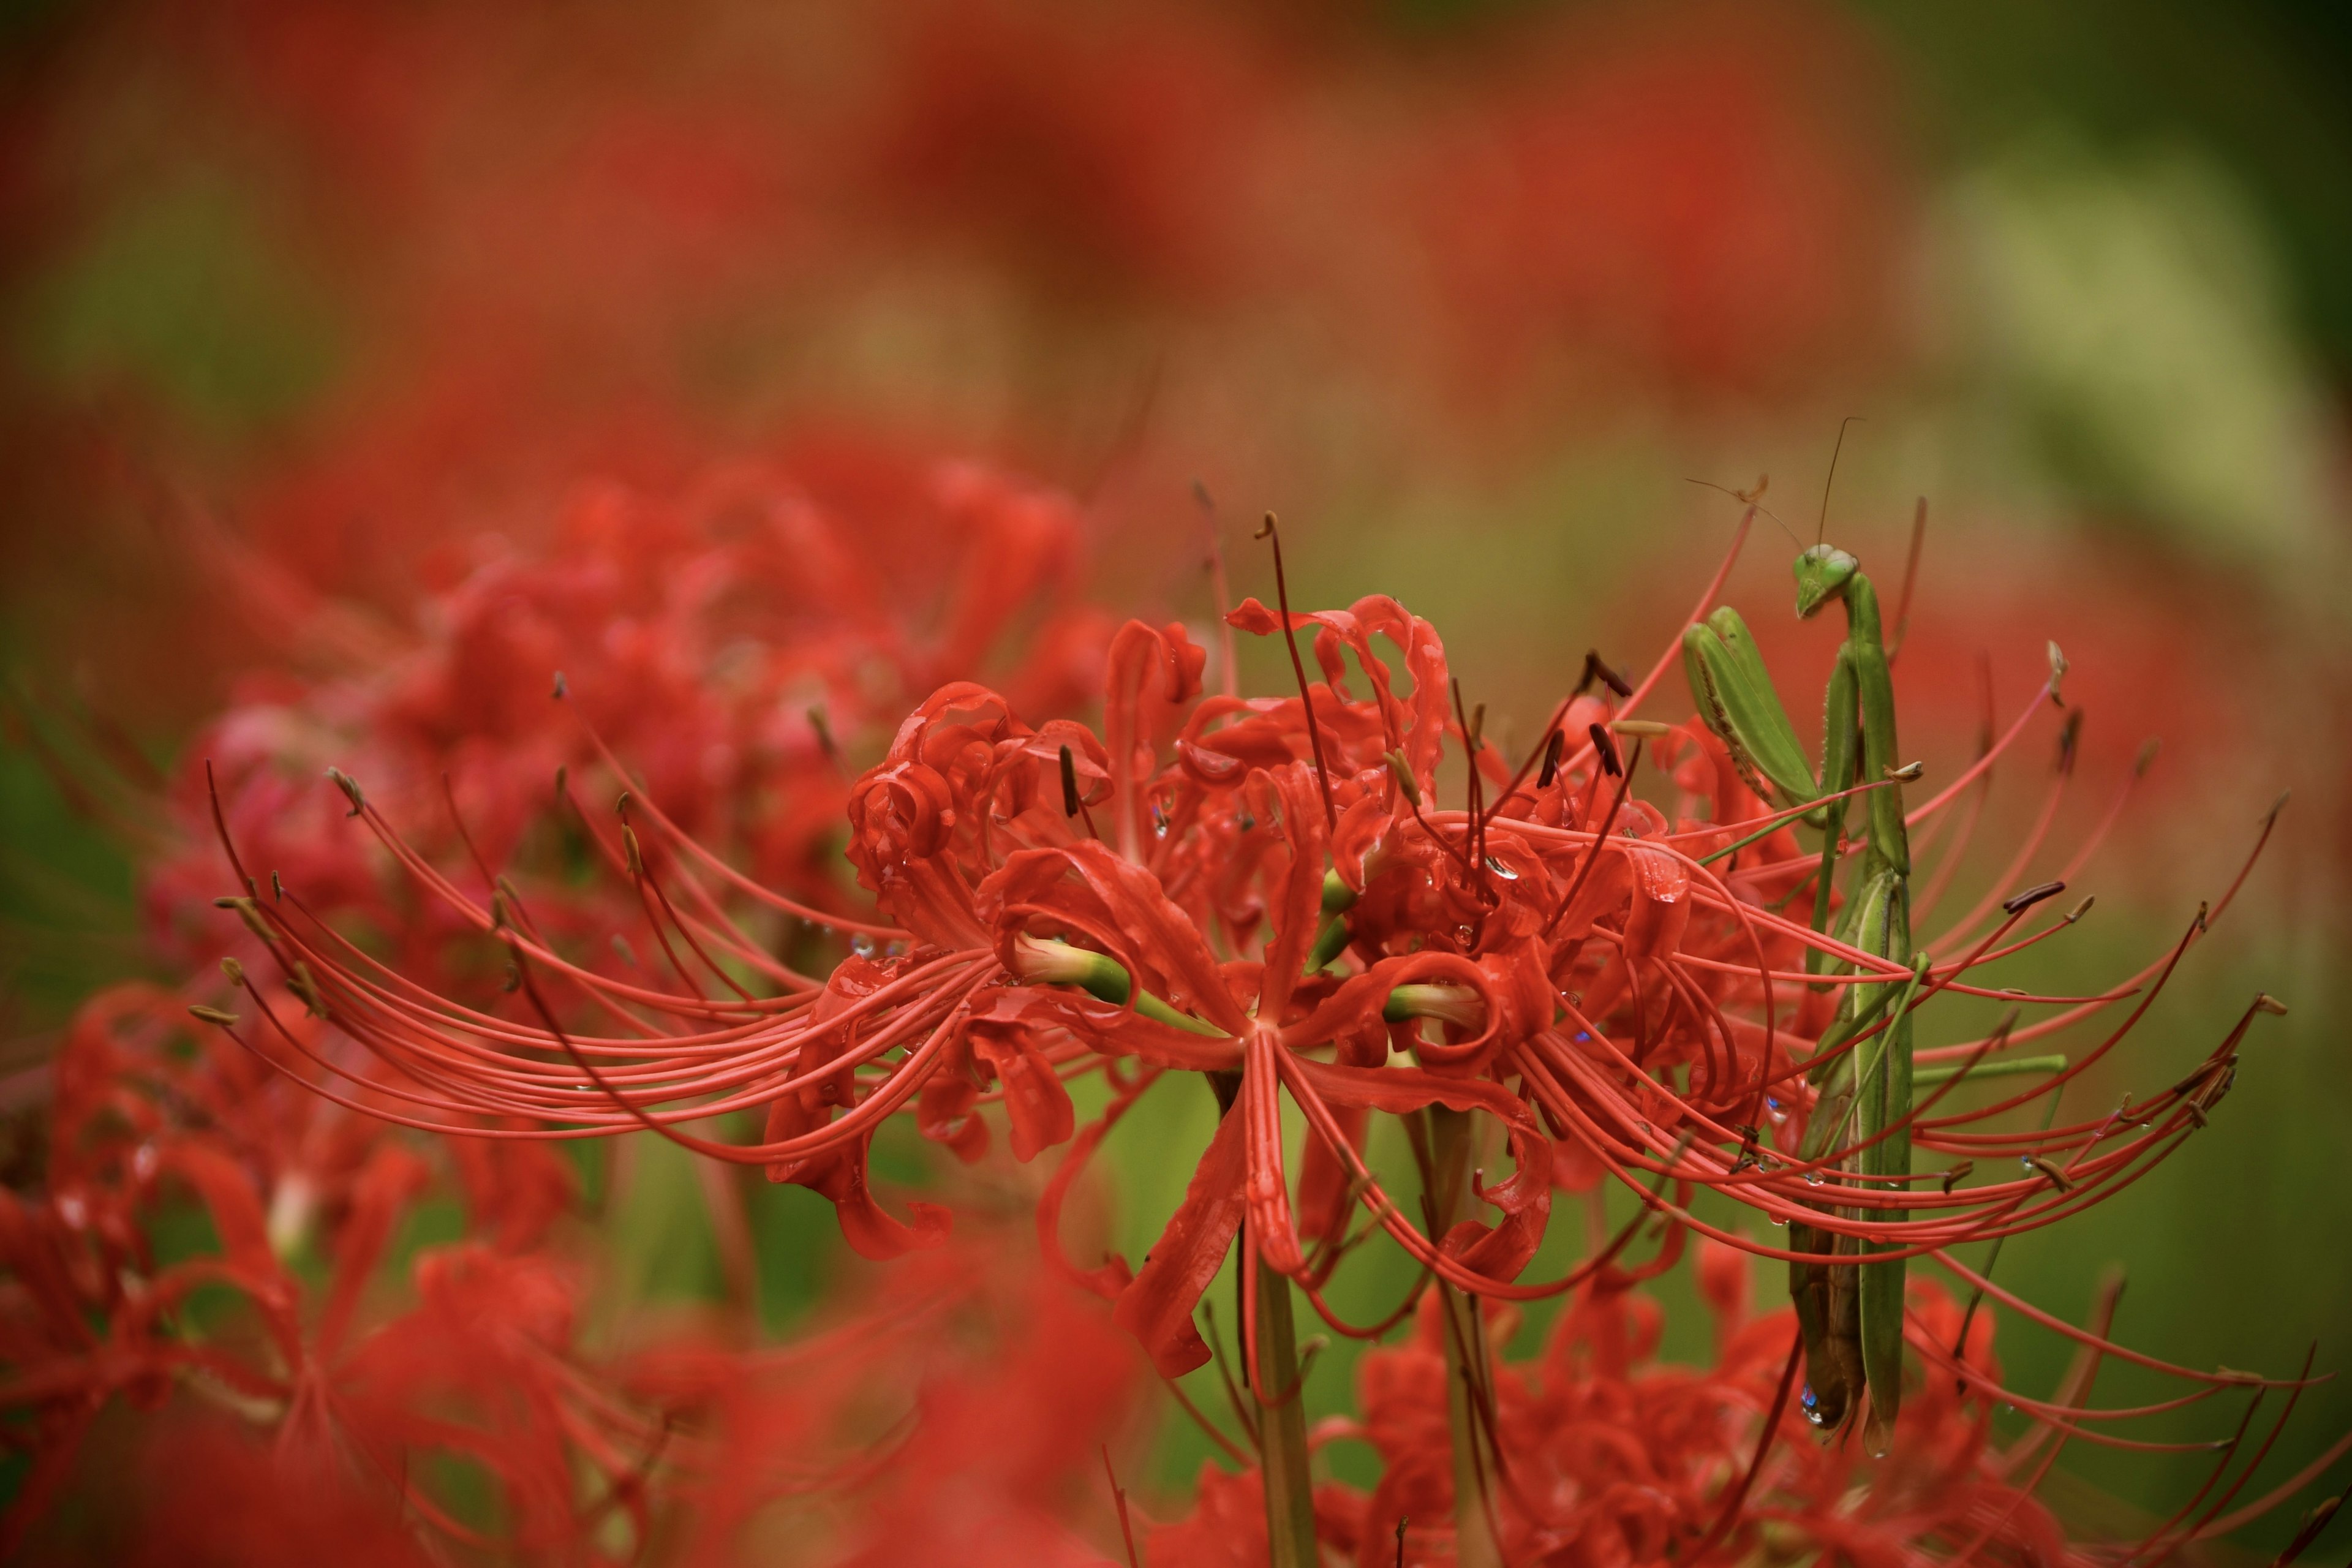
[{"left": 3, "top": 0, "right": 2348, "bottom": 1553}]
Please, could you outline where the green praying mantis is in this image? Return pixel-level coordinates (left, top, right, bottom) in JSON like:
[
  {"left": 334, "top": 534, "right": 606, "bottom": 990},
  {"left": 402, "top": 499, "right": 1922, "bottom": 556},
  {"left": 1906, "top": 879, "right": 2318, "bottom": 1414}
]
[{"left": 1681, "top": 510, "right": 1919, "bottom": 1453}]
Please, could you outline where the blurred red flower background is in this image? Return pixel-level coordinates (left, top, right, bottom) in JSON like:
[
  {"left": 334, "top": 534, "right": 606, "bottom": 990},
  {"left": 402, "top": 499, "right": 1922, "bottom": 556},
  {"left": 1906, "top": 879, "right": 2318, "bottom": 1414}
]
[{"left": 1, "top": 0, "right": 2347, "bottom": 1561}]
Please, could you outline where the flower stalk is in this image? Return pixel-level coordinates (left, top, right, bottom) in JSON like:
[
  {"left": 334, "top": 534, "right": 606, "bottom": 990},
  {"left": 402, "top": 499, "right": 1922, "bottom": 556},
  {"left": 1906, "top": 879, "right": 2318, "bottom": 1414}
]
[
  {"left": 1252, "top": 1256, "right": 1320, "bottom": 1567},
  {"left": 1430, "top": 1104, "right": 1504, "bottom": 1568},
  {"left": 1204, "top": 1065, "right": 1320, "bottom": 1566}
]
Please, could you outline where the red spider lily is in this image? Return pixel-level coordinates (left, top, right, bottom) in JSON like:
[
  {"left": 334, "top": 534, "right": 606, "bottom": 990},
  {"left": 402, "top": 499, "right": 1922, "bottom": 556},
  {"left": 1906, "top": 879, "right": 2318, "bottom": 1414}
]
[{"left": 186, "top": 505, "right": 2299, "bottom": 1471}]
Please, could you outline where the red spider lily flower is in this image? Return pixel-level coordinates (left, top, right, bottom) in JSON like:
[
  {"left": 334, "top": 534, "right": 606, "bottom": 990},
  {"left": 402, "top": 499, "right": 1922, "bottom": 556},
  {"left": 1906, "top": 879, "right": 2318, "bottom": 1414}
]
[
  {"left": 195, "top": 597, "right": 1574, "bottom": 1363},
  {"left": 191, "top": 507, "right": 2307, "bottom": 1483}
]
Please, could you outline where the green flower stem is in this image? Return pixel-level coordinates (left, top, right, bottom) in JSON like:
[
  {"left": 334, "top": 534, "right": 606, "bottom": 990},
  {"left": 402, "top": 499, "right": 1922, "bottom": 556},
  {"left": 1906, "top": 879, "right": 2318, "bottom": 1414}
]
[
  {"left": 1253, "top": 1257, "right": 1319, "bottom": 1568},
  {"left": 1430, "top": 1105, "right": 1504, "bottom": 1568},
  {"left": 1200, "top": 1068, "right": 1319, "bottom": 1568}
]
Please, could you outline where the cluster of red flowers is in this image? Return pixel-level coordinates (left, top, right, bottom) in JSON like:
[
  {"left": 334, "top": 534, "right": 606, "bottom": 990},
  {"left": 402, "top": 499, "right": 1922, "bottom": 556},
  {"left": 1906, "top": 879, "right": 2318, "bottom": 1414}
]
[
  {"left": 130, "top": 497, "right": 2331, "bottom": 1559},
  {"left": 1152, "top": 1248, "right": 2095, "bottom": 1566},
  {"left": 147, "top": 449, "right": 1109, "bottom": 974},
  {"left": 0, "top": 453, "right": 1150, "bottom": 1558},
  {"left": 1, "top": 976, "right": 1144, "bottom": 1560},
  {"left": 4, "top": 0, "right": 1921, "bottom": 750}
]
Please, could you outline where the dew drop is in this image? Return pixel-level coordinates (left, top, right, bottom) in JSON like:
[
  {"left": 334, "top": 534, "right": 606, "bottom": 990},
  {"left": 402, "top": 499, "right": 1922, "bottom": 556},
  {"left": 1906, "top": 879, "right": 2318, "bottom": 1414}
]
[
  {"left": 1769, "top": 1214, "right": 1789, "bottom": 1227},
  {"left": 1573, "top": 1031, "right": 1591, "bottom": 1044},
  {"left": 885, "top": 940, "right": 908, "bottom": 958},
  {"left": 1484, "top": 856, "right": 1519, "bottom": 881},
  {"left": 2018, "top": 1155, "right": 2034, "bottom": 1172},
  {"left": 1152, "top": 804, "right": 1170, "bottom": 839},
  {"left": 852, "top": 933, "right": 876, "bottom": 959},
  {"left": 1765, "top": 1095, "right": 1788, "bottom": 1125},
  {"left": 1800, "top": 1384, "right": 1829, "bottom": 1427},
  {"left": 1804, "top": 1169, "right": 1826, "bottom": 1186}
]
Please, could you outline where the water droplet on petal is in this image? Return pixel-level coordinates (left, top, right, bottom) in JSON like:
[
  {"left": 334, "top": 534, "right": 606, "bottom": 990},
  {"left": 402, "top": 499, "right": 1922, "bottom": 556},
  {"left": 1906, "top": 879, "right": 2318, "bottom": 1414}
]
[
  {"left": 852, "top": 933, "right": 876, "bottom": 958},
  {"left": 1484, "top": 856, "right": 1518, "bottom": 881},
  {"left": 1804, "top": 1169, "right": 1825, "bottom": 1186}
]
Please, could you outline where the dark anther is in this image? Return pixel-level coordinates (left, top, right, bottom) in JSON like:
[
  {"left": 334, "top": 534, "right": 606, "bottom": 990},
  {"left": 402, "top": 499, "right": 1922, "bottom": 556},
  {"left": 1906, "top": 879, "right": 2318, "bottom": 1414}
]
[
  {"left": 552, "top": 670, "right": 568, "bottom": 699},
  {"left": 807, "top": 706, "right": 839, "bottom": 761},
  {"left": 2000, "top": 880, "right": 2066, "bottom": 915},
  {"left": 1589, "top": 722, "right": 1622, "bottom": 778},
  {"left": 1576, "top": 649, "right": 1632, "bottom": 699},
  {"left": 1536, "top": 729, "right": 1564, "bottom": 790},
  {"left": 1939, "top": 1161, "right": 1973, "bottom": 1194},
  {"left": 2056, "top": 708, "right": 2083, "bottom": 774},
  {"left": 1060, "top": 744, "right": 1082, "bottom": 817},
  {"left": 2026, "top": 1156, "right": 2073, "bottom": 1192}
]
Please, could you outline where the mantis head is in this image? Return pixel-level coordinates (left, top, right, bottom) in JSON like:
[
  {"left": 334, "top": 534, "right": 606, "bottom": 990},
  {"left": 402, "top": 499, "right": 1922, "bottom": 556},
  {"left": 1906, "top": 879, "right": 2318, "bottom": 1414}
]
[{"left": 1792, "top": 544, "right": 1858, "bottom": 619}]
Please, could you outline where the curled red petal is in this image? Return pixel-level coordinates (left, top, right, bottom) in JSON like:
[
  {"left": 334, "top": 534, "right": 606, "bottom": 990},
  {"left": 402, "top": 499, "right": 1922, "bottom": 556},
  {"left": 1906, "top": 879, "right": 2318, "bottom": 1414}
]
[
  {"left": 970, "top": 1022, "right": 1076, "bottom": 1163},
  {"left": 1113, "top": 1101, "right": 1248, "bottom": 1378}
]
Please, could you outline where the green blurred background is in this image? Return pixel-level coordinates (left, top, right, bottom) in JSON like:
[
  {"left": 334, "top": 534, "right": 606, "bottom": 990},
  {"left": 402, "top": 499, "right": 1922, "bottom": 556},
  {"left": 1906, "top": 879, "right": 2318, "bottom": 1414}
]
[{"left": 2, "top": 0, "right": 2346, "bottom": 1553}]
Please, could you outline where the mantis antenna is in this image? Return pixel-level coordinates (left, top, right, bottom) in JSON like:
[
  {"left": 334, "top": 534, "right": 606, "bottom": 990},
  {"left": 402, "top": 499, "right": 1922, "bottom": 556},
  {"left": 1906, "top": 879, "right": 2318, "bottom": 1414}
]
[{"left": 1818, "top": 415, "right": 1863, "bottom": 545}]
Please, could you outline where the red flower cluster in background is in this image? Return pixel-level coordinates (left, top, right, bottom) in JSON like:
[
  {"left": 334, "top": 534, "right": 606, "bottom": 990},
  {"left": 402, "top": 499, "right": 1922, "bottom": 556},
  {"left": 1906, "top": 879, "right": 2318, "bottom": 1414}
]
[
  {"left": 146, "top": 448, "right": 1110, "bottom": 977},
  {"left": 0, "top": 0, "right": 1921, "bottom": 750},
  {"left": 4, "top": 982, "right": 1154, "bottom": 1562},
  {"left": 1154, "top": 1249, "right": 2093, "bottom": 1566}
]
